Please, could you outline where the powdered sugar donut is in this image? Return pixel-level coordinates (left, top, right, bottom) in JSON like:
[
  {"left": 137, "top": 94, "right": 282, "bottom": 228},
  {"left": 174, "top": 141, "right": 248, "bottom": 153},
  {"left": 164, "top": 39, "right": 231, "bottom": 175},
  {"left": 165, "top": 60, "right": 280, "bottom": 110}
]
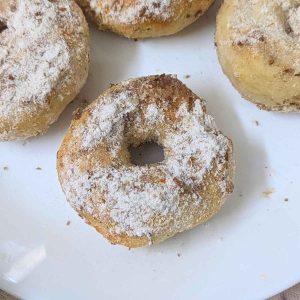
[
  {"left": 0, "top": 0, "right": 90, "bottom": 140},
  {"left": 76, "top": 0, "right": 214, "bottom": 38},
  {"left": 216, "top": 0, "right": 300, "bottom": 112},
  {"left": 57, "top": 75, "right": 234, "bottom": 248}
]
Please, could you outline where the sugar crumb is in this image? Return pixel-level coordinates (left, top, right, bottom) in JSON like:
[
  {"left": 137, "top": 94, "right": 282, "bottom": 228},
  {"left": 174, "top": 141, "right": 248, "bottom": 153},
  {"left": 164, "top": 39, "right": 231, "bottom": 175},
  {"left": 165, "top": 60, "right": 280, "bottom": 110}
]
[{"left": 262, "top": 188, "right": 275, "bottom": 198}]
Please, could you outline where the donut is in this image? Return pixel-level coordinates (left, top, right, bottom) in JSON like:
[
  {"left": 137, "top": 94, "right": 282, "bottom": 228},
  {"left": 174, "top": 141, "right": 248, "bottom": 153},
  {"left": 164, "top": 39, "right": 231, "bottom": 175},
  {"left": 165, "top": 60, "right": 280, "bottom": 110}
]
[
  {"left": 216, "top": 0, "right": 300, "bottom": 112},
  {"left": 0, "top": 0, "right": 90, "bottom": 140},
  {"left": 57, "top": 75, "right": 234, "bottom": 248},
  {"left": 75, "top": 0, "right": 214, "bottom": 39}
]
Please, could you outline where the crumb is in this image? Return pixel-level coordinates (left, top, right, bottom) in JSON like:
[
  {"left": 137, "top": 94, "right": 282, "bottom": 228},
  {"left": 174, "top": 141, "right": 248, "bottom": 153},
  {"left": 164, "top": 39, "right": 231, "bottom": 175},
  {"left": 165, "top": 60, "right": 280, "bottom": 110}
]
[
  {"left": 254, "top": 120, "right": 260, "bottom": 126},
  {"left": 284, "top": 198, "right": 289, "bottom": 202},
  {"left": 73, "top": 107, "right": 83, "bottom": 120},
  {"left": 265, "top": 166, "right": 268, "bottom": 169},
  {"left": 36, "top": 167, "right": 42, "bottom": 170},
  {"left": 185, "top": 75, "right": 191, "bottom": 79},
  {"left": 260, "top": 273, "right": 268, "bottom": 280},
  {"left": 134, "top": 38, "right": 138, "bottom": 42},
  {"left": 262, "top": 188, "right": 275, "bottom": 198},
  {"left": 66, "top": 220, "right": 71, "bottom": 226},
  {"left": 177, "top": 253, "right": 181, "bottom": 257},
  {"left": 239, "top": 193, "right": 243, "bottom": 197},
  {"left": 3, "top": 166, "right": 8, "bottom": 171}
]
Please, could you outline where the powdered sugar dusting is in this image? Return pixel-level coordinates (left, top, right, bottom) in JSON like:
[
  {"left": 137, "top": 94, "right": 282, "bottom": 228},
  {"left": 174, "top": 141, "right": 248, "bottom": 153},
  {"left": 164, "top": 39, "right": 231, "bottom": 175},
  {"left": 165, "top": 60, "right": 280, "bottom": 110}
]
[
  {"left": 0, "top": 1, "right": 69, "bottom": 119},
  {"left": 228, "top": 0, "right": 300, "bottom": 71},
  {"left": 0, "top": 0, "right": 88, "bottom": 138},
  {"left": 59, "top": 76, "right": 233, "bottom": 239},
  {"left": 145, "top": 103, "right": 164, "bottom": 124},
  {"left": 78, "top": 90, "right": 139, "bottom": 151},
  {"left": 89, "top": 0, "right": 173, "bottom": 24},
  {"left": 164, "top": 99, "right": 226, "bottom": 186}
]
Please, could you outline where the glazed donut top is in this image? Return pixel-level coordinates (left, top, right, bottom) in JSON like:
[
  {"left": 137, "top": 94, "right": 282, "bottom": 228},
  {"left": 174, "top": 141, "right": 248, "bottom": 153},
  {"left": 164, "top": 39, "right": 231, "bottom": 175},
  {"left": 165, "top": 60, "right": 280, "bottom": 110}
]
[
  {"left": 59, "top": 75, "right": 232, "bottom": 238},
  {"left": 0, "top": 0, "right": 87, "bottom": 134},
  {"left": 227, "top": 0, "right": 300, "bottom": 72},
  {"left": 89, "top": 0, "right": 191, "bottom": 25}
]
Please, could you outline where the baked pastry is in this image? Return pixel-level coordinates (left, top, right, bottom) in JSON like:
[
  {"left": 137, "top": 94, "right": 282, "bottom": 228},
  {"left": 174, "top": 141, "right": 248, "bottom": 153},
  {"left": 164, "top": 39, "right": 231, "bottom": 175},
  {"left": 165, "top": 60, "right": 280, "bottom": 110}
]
[
  {"left": 216, "top": 0, "right": 300, "bottom": 112},
  {"left": 57, "top": 75, "right": 234, "bottom": 248},
  {"left": 0, "top": 0, "right": 90, "bottom": 140},
  {"left": 76, "top": 0, "right": 214, "bottom": 39}
]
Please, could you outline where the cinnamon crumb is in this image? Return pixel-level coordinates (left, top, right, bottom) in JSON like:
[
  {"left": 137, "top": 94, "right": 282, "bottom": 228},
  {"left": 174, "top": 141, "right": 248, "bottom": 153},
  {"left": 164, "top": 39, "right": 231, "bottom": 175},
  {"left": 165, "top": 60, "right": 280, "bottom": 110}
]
[
  {"left": 73, "top": 108, "right": 83, "bottom": 120},
  {"left": 66, "top": 220, "right": 71, "bottom": 226},
  {"left": 36, "top": 167, "right": 42, "bottom": 170}
]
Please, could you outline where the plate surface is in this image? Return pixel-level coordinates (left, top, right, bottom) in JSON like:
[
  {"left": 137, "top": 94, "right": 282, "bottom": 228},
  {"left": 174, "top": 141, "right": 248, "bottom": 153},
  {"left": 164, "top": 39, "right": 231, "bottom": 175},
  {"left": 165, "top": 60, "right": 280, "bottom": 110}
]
[{"left": 1, "top": 2, "right": 300, "bottom": 299}]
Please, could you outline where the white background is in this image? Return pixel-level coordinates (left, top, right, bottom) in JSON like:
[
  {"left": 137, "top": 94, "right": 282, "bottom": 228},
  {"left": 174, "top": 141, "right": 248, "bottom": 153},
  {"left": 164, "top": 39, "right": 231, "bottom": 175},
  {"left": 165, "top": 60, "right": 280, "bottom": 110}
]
[{"left": 1, "top": 1, "right": 300, "bottom": 299}]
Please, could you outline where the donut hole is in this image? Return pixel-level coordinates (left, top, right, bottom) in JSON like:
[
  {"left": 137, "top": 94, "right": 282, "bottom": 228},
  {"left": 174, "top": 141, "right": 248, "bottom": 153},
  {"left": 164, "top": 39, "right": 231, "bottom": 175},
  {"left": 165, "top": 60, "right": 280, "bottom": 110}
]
[
  {"left": 129, "top": 142, "right": 165, "bottom": 166},
  {"left": 0, "top": 20, "right": 7, "bottom": 34}
]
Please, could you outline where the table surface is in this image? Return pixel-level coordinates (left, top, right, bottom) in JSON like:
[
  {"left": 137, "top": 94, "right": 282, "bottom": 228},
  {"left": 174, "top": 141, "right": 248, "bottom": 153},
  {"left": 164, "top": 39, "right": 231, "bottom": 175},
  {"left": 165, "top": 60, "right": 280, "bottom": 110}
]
[{"left": 1, "top": 2, "right": 300, "bottom": 299}]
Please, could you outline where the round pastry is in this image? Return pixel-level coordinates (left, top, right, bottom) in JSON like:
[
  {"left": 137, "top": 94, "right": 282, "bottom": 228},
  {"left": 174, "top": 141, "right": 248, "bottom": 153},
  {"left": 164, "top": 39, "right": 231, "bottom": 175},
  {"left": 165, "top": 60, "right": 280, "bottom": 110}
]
[
  {"left": 216, "top": 0, "right": 300, "bottom": 112},
  {"left": 75, "top": 0, "right": 214, "bottom": 39},
  {"left": 57, "top": 75, "right": 234, "bottom": 248},
  {"left": 0, "top": 0, "right": 90, "bottom": 140}
]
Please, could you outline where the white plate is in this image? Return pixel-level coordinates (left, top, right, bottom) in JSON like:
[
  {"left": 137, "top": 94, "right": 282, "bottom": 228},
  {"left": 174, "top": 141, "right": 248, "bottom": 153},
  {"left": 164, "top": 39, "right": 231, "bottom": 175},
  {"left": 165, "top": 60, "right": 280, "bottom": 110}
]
[{"left": 1, "top": 2, "right": 300, "bottom": 299}]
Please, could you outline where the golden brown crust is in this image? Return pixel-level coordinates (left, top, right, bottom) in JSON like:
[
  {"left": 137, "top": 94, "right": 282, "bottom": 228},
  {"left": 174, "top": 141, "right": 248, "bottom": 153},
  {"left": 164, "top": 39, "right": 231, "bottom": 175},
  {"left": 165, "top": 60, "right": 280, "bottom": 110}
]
[
  {"left": 216, "top": 0, "right": 300, "bottom": 112},
  {"left": 0, "top": 0, "right": 90, "bottom": 140},
  {"left": 57, "top": 75, "right": 234, "bottom": 248},
  {"left": 76, "top": 0, "right": 214, "bottom": 39}
]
